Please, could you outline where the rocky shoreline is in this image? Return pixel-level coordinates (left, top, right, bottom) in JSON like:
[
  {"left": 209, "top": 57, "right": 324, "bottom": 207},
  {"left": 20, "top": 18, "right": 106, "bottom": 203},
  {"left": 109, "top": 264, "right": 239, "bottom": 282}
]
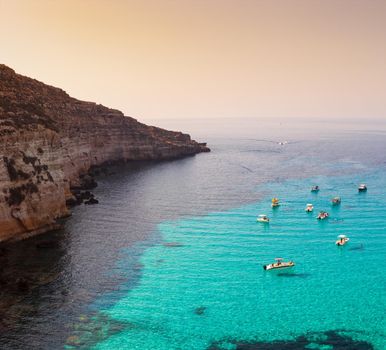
[{"left": 0, "top": 64, "right": 209, "bottom": 243}]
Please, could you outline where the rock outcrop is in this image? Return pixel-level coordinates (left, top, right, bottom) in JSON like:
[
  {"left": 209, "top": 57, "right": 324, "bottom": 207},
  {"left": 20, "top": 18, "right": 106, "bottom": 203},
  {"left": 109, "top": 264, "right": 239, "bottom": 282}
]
[{"left": 0, "top": 64, "right": 209, "bottom": 242}]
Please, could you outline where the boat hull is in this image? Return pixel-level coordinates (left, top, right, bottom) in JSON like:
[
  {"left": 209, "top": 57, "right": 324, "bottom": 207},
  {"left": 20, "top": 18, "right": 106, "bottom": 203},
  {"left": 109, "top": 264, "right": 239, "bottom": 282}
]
[
  {"left": 336, "top": 238, "right": 350, "bottom": 246},
  {"left": 263, "top": 262, "right": 295, "bottom": 270}
]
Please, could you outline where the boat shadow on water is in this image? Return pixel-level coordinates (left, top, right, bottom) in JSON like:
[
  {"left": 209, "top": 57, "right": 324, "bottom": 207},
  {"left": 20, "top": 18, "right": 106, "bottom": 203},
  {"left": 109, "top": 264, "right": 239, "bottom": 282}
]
[
  {"left": 330, "top": 218, "right": 344, "bottom": 224},
  {"left": 276, "top": 272, "right": 311, "bottom": 278},
  {"left": 348, "top": 244, "right": 365, "bottom": 251}
]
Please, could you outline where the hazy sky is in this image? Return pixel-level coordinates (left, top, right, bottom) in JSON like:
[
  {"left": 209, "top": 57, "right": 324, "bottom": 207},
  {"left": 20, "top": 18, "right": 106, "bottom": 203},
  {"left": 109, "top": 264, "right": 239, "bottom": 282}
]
[{"left": 1, "top": 0, "right": 386, "bottom": 122}]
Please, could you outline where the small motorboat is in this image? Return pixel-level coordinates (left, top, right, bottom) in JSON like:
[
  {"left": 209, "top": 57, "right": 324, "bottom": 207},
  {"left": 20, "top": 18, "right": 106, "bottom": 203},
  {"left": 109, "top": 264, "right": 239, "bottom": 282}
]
[
  {"left": 331, "top": 196, "right": 341, "bottom": 205},
  {"left": 336, "top": 234, "right": 350, "bottom": 246},
  {"left": 317, "top": 211, "right": 329, "bottom": 220},
  {"left": 271, "top": 198, "right": 280, "bottom": 208},
  {"left": 358, "top": 184, "right": 367, "bottom": 192},
  {"left": 305, "top": 203, "right": 314, "bottom": 212},
  {"left": 311, "top": 185, "right": 320, "bottom": 192},
  {"left": 257, "top": 214, "right": 270, "bottom": 223},
  {"left": 263, "top": 258, "right": 295, "bottom": 270}
]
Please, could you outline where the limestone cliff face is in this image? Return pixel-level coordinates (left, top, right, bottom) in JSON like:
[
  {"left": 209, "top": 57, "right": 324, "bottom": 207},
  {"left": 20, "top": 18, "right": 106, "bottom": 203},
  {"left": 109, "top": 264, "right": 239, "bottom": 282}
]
[{"left": 0, "top": 64, "right": 209, "bottom": 242}]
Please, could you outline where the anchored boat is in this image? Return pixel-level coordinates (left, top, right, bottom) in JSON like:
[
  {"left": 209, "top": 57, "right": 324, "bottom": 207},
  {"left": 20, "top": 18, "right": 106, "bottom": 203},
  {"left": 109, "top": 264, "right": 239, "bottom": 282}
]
[
  {"left": 305, "top": 203, "right": 314, "bottom": 212},
  {"left": 336, "top": 234, "right": 350, "bottom": 246},
  {"left": 317, "top": 211, "right": 329, "bottom": 220},
  {"left": 271, "top": 198, "right": 280, "bottom": 208},
  {"left": 263, "top": 258, "right": 295, "bottom": 270},
  {"left": 311, "top": 185, "right": 320, "bottom": 192},
  {"left": 257, "top": 214, "right": 270, "bottom": 223},
  {"left": 358, "top": 184, "right": 367, "bottom": 192}
]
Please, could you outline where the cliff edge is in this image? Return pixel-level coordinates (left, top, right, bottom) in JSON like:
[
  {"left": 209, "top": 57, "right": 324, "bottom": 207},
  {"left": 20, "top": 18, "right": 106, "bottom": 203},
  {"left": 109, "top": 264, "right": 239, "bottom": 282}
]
[{"left": 0, "top": 64, "right": 209, "bottom": 242}]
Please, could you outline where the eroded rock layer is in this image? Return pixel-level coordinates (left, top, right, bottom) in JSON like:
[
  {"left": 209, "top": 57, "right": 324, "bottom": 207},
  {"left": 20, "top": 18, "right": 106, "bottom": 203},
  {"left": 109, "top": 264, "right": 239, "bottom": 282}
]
[{"left": 0, "top": 64, "right": 209, "bottom": 242}]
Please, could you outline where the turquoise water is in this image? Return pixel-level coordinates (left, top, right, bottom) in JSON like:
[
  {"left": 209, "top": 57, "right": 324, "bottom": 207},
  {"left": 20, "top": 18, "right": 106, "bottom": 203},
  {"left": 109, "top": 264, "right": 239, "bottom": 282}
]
[
  {"left": 86, "top": 168, "right": 385, "bottom": 349},
  {"left": 2, "top": 121, "right": 386, "bottom": 349}
]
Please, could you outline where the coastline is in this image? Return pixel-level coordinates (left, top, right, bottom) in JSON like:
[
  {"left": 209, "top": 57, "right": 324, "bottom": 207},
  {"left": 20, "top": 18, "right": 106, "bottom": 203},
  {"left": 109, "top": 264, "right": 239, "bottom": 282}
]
[
  {"left": 0, "top": 127, "right": 385, "bottom": 349},
  {"left": 0, "top": 64, "right": 209, "bottom": 243}
]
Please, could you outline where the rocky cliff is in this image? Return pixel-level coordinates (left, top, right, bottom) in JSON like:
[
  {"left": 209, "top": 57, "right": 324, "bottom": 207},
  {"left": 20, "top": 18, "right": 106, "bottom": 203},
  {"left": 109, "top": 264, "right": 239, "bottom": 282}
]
[{"left": 0, "top": 64, "right": 209, "bottom": 242}]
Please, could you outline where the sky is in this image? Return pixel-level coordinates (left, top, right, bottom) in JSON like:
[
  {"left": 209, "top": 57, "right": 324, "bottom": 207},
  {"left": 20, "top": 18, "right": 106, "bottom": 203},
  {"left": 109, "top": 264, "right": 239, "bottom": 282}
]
[{"left": 1, "top": 0, "right": 386, "bottom": 122}]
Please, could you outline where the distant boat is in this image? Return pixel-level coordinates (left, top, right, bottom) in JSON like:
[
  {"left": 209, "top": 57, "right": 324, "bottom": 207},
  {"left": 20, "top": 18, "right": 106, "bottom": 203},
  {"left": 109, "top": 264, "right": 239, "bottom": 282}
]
[
  {"left": 263, "top": 258, "right": 295, "bottom": 270},
  {"left": 331, "top": 196, "right": 341, "bottom": 205},
  {"left": 358, "top": 184, "right": 367, "bottom": 192},
  {"left": 336, "top": 234, "right": 349, "bottom": 246},
  {"left": 305, "top": 203, "right": 313, "bottom": 212},
  {"left": 311, "top": 185, "right": 320, "bottom": 192},
  {"left": 317, "top": 211, "right": 329, "bottom": 220},
  {"left": 271, "top": 198, "right": 280, "bottom": 208},
  {"left": 257, "top": 214, "right": 270, "bottom": 223}
]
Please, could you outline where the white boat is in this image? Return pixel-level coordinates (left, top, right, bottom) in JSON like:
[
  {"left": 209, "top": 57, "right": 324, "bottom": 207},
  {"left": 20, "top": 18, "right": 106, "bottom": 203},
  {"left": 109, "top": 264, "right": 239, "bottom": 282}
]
[
  {"left": 336, "top": 234, "right": 350, "bottom": 246},
  {"left": 263, "top": 258, "right": 295, "bottom": 270},
  {"left": 305, "top": 203, "right": 313, "bottom": 212},
  {"left": 358, "top": 184, "right": 367, "bottom": 192},
  {"left": 317, "top": 211, "right": 329, "bottom": 220},
  {"left": 311, "top": 185, "right": 320, "bottom": 192},
  {"left": 257, "top": 214, "right": 270, "bottom": 223}
]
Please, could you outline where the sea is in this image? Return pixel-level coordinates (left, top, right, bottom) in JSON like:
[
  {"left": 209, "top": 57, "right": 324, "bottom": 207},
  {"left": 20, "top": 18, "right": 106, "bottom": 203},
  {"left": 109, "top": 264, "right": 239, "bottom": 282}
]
[{"left": 0, "top": 119, "right": 385, "bottom": 350}]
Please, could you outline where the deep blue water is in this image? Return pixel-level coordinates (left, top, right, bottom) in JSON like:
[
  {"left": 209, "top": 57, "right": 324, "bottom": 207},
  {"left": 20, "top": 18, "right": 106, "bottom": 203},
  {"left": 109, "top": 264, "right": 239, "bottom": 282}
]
[{"left": 0, "top": 120, "right": 385, "bottom": 349}]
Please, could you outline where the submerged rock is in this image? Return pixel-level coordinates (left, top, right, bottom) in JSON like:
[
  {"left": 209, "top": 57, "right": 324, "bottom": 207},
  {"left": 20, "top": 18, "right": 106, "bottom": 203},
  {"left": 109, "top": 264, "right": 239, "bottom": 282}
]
[
  {"left": 65, "top": 311, "right": 136, "bottom": 349},
  {"left": 208, "top": 330, "right": 374, "bottom": 350},
  {"left": 66, "top": 335, "right": 82, "bottom": 346},
  {"left": 68, "top": 190, "right": 99, "bottom": 206},
  {"left": 78, "top": 315, "right": 89, "bottom": 323},
  {"left": 194, "top": 306, "right": 206, "bottom": 315},
  {"left": 84, "top": 198, "right": 99, "bottom": 205}
]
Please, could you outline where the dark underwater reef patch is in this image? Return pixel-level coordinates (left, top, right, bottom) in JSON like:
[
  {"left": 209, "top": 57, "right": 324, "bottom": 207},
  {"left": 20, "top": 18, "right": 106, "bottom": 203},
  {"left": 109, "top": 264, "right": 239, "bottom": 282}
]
[
  {"left": 208, "top": 330, "right": 374, "bottom": 350},
  {"left": 195, "top": 306, "right": 207, "bottom": 315},
  {"left": 65, "top": 312, "right": 136, "bottom": 349}
]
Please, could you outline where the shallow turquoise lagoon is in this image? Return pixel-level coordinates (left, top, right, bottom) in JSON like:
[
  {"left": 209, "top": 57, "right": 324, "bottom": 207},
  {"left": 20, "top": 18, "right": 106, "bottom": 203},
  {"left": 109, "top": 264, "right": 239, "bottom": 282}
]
[{"left": 91, "top": 169, "right": 385, "bottom": 349}]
